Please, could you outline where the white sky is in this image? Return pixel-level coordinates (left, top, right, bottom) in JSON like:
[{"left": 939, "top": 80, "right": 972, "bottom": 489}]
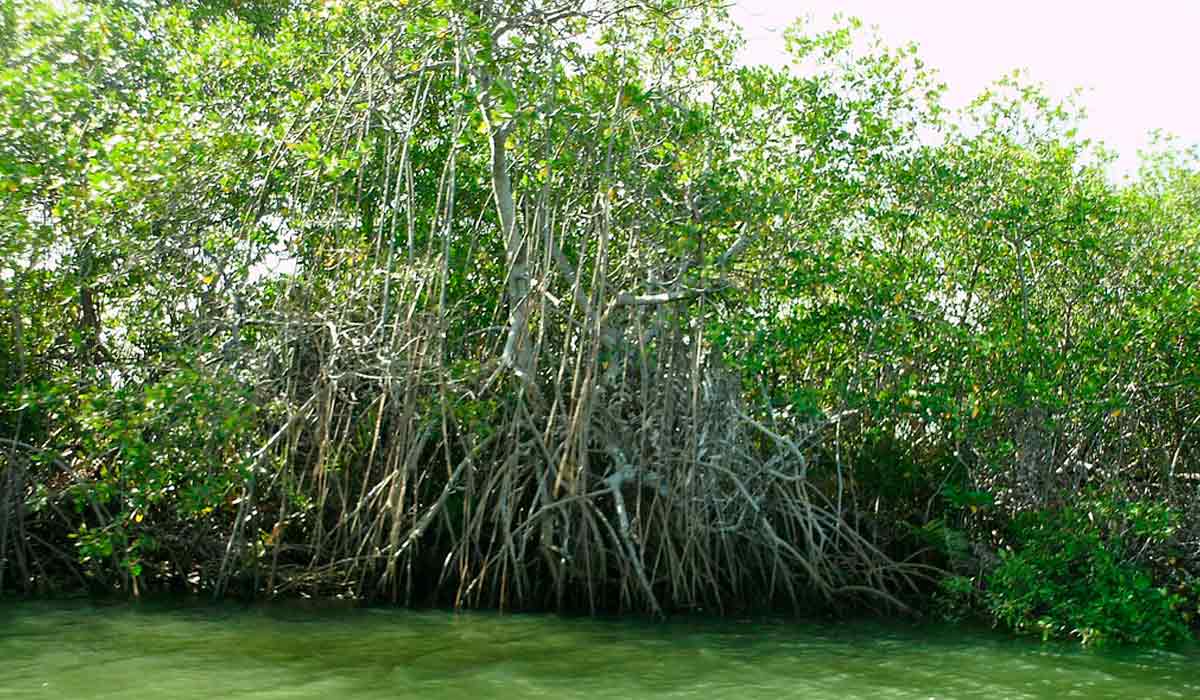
[{"left": 731, "top": 0, "right": 1200, "bottom": 176}]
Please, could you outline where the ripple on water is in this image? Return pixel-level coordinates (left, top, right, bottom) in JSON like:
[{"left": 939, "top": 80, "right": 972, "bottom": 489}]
[{"left": 0, "top": 601, "right": 1197, "bottom": 700}]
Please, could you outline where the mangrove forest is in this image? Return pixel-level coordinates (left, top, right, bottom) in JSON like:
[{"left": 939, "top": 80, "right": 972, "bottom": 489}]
[{"left": 1, "top": 0, "right": 1199, "bottom": 649}]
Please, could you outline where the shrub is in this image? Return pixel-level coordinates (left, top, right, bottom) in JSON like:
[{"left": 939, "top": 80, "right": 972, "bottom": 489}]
[{"left": 983, "top": 494, "right": 1195, "bottom": 646}]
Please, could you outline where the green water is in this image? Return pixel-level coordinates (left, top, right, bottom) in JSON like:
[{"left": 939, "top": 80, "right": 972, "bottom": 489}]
[{"left": 1, "top": 600, "right": 1196, "bottom": 699}]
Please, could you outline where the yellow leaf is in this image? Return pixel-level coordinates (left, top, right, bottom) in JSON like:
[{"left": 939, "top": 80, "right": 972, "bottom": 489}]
[{"left": 134, "top": 512, "right": 144, "bottom": 523}]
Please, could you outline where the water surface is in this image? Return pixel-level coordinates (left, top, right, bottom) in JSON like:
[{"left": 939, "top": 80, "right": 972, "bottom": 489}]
[{"left": 1, "top": 599, "right": 1196, "bottom": 699}]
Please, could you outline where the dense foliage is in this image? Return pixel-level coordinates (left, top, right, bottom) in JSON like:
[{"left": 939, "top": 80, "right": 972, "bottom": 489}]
[{"left": 1, "top": 0, "right": 1197, "bottom": 645}]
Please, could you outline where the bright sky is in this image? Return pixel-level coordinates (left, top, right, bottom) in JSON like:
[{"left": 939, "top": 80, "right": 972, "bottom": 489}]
[{"left": 730, "top": 0, "right": 1200, "bottom": 176}]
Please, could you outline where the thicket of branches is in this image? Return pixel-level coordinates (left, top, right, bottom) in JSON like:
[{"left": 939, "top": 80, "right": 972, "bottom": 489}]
[{"left": 2, "top": 0, "right": 1198, "bottom": 635}]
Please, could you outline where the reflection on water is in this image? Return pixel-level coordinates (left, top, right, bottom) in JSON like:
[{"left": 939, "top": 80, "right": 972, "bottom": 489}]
[{"left": 0, "top": 599, "right": 1196, "bottom": 699}]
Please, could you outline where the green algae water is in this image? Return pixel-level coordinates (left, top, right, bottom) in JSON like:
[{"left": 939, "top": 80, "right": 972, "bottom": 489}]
[{"left": 1, "top": 600, "right": 1197, "bottom": 699}]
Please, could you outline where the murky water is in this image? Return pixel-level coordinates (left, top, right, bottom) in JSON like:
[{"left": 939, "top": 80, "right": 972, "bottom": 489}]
[{"left": 0, "top": 599, "right": 1196, "bottom": 699}]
